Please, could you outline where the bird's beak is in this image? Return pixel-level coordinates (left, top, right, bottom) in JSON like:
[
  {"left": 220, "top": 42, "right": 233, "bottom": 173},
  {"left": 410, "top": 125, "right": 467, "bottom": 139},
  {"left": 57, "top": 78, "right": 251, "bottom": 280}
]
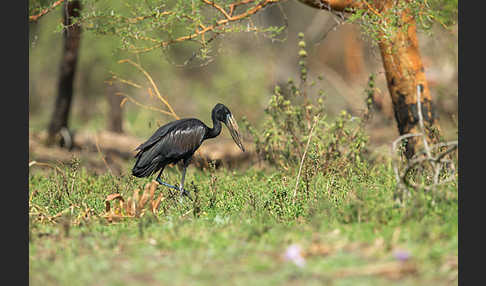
[{"left": 225, "top": 114, "right": 245, "bottom": 152}]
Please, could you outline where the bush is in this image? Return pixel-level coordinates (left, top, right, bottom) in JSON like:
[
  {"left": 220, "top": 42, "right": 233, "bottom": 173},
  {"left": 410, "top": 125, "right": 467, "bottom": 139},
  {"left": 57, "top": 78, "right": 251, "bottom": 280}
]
[{"left": 242, "top": 32, "right": 369, "bottom": 177}]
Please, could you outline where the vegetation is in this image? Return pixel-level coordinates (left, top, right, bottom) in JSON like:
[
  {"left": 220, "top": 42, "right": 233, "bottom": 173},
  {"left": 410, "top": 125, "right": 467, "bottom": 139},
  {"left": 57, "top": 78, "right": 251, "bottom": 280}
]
[
  {"left": 29, "top": 1, "right": 458, "bottom": 155},
  {"left": 243, "top": 33, "right": 368, "bottom": 175},
  {"left": 29, "top": 156, "right": 457, "bottom": 285},
  {"left": 29, "top": 1, "right": 458, "bottom": 285},
  {"left": 30, "top": 35, "right": 457, "bottom": 285}
]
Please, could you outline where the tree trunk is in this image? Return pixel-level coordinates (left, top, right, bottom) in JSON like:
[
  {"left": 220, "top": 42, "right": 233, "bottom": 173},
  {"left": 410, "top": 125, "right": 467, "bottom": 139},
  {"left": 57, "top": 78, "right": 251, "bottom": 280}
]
[
  {"left": 297, "top": 0, "right": 442, "bottom": 158},
  {"left": 46, "top": 0, "right": 82, "bottom": 146},
  {"left": 377, "top": 2, "right": 440, "bottom": 159},
  {"left": 343, "top": 24, "right": 364, "bottom": 82},
  {"left": 106, "top": 84, "right": 124, "bottom": 133}
]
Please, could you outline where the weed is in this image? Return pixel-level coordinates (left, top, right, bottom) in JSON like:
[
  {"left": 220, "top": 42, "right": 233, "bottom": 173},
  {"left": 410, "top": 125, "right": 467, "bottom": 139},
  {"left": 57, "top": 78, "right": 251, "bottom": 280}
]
[{"left": 243, "top": 32, "right": 369, "bottom": 179}]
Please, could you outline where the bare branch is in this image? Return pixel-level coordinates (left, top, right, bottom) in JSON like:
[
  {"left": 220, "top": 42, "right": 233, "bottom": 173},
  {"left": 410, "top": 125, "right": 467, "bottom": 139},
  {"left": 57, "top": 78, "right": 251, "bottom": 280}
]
[
  {"left": 114, "top": 92, "right": 175, "bottom": 117},
  {"left": 117, "top": 59, "right": 179, "bottom": 120},
  {"left": 293, "top": 115, "right": 319, "bottom": 202},
  {"left": 201, "top": 0, "right": 232, "bottom": 20},
  {"left": 416, "top": 84, "right": 431, "bottom": 158},
  {"left": 296, "top": 0, "right": 363, "bottom": 12},
  {"left": 391, "top": 85, "right": 458, "bottom": 200},
  {"left": 229, "top": 0, "right": 255, "bottom": 16},
  {"left": 29, "top": 0, "right": 65, "bottom": 22}
]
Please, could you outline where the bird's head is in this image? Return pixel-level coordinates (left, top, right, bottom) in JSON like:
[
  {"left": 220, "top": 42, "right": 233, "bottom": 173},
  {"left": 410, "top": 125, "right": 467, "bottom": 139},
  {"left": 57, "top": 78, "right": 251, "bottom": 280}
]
[{"left": 213, "top": 103, "right": 245, "bottom": 152}]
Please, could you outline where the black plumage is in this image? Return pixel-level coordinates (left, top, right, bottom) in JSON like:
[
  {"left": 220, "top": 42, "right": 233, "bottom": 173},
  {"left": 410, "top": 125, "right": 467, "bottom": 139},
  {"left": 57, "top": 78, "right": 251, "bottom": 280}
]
[{"left": 132, "top": 103, "right": 245, "bottom": 199}]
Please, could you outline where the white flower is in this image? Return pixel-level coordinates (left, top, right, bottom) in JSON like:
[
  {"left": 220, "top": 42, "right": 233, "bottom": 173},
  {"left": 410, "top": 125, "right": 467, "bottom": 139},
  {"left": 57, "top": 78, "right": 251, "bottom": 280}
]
[{"left": 284, "top": 244, "right": 306, "bottom": 267}]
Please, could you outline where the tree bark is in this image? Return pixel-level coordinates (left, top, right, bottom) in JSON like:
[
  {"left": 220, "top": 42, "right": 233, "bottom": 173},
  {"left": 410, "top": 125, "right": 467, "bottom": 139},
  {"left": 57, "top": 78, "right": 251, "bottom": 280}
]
[
  {"left": 297, "top": 0, "right": 442, "bottom": 159},
  {"left": 377, "top": 2, "right": 440, "bottom": 159},
  {"left": 47, "top": 0, "right": 82, "bottom": 146}
]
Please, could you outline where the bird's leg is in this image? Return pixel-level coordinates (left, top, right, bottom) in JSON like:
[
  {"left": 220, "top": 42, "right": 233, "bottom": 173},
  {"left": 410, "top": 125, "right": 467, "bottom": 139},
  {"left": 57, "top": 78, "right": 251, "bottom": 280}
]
[
  {"left": 178, "top": 164, "right": 192, "bottom": 201},
  {"left": 155, "top": 169, "right": 178, "bottom": 191}
]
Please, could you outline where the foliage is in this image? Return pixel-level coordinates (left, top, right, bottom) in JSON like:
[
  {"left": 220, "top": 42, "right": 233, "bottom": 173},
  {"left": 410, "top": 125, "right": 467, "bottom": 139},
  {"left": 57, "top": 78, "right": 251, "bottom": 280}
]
[
  {"left": 28, "top": 0, "right": 285, "bottom": 65},
  {"left": 346, "top": 0, "right": 458, "bottom": 46},
  {"left": 243, "top": 33, "right": 369, "bottom": 176},
  {"left": 29, "top": 158, "right": 457, "bottom": 285},
  {"left": 29, "top": 0, "right": 457, "bottom": 59}
]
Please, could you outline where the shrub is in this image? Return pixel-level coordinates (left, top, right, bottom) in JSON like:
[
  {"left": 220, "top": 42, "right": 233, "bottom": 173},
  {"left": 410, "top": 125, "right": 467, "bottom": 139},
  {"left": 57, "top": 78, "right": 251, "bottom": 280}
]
[{"left": 242, "top": 32, "right": 369, "bottom": 177}]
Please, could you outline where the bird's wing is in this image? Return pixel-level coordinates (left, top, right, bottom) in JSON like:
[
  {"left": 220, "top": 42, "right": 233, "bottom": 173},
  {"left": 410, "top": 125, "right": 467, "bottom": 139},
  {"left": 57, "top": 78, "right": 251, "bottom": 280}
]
[
  {"left": 135, "top": 119, "right": 207, "bottom": 161},
  {"left": 134, "top": 119, "right": 193, "bottom": 152},
  {"left": 161, "top": 122, "right": 206, "bottom": 159},
  {"left": 135, "top": 121, "right": 206, "bottom": 167}
]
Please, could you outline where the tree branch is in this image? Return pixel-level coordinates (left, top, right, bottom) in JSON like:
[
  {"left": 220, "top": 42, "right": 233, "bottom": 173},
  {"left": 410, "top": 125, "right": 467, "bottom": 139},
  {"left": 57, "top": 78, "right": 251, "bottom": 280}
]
[
  {"left": 29, "top": 0, "right": 65, "bottom": 22},
  {"left": 229, "top": 0, "right": 254, "bottom": 16},
  {"left": 296, "top": 0, "right": 363, "bottom": 11},
  {"left": 131, "top": 0, "right": 279, "bottom": 53},
  {"left": 201, "top": 0, "right": 232, "bottom": 20},
  {"left": 117, "top": 59, "right": 179, "bottom": 120}
]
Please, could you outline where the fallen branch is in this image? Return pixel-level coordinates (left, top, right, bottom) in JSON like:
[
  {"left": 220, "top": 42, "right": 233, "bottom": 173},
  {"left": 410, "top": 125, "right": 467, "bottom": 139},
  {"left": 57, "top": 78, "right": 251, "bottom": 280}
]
[{"left": 391, "top": 85, "right": 458, "bottom": 199}]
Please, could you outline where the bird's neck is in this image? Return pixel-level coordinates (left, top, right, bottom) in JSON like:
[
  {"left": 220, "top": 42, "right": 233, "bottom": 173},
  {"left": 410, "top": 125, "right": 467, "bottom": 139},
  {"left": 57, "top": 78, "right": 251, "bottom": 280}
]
[{"left": 206, "top": 113, "right": 222, "bottom": 139}]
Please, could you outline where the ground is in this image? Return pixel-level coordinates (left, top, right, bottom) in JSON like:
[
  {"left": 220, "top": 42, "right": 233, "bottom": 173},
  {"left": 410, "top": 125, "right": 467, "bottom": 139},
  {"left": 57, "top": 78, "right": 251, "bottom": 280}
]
[{"left": 29, "top": 154, "right": 458, "bottom": 285}]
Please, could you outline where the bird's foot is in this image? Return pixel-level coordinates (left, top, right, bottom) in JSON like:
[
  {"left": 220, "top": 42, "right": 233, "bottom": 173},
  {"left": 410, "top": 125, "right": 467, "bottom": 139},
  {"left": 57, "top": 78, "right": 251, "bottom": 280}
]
[{"left": 178, "top": 187, "right": 193, "bottom": 202}]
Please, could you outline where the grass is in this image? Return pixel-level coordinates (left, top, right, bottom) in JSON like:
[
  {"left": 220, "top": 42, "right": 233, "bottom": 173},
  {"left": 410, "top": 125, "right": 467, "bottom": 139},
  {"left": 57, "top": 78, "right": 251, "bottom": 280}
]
[{"left": 29, "top": 160, "right": 458, "bottom": 286}]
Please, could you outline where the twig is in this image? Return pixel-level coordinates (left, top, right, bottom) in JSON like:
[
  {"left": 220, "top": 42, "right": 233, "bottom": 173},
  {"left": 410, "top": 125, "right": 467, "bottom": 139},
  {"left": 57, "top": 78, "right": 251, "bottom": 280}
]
[
  {"left": 416, "top": 85, "right": 431, "bottom": 158},
  {"left": 117, "top": 59, "right": 179, "bottom": 120},
  {"left": 362, "top": 0, "right": 383, "bottom": 18},
  {"left": 201, "top": 0, "right": 232, "bottom": 20},
  {"left": 29, "top": 0, "right": 65, "bottom": 22},
  {"left": 391, "top": 85, "right": 458, "bottom": 199},
  {"left": 293, "top": 116, "right": 319, "bottom": 202},
  {"left": 391, "top": 133, "right": 423, "bottom": 191},
  {"left": 229, "top": 0, "right": 254, "bottom": 16},
  {"left": 115, "top": 92, "right": 175, "bottom": 116},
  {"left": 130, "top": 0, "right": 279, "bottom": 54},
  {"left": 95, "top": 134, "right": 114, "bottom": 176},
  {"left": 107, "top": 74, "right": 143, "bottom": 89},
  {"left": 29, "top": 160, "right": 66, "bottom": 174}
]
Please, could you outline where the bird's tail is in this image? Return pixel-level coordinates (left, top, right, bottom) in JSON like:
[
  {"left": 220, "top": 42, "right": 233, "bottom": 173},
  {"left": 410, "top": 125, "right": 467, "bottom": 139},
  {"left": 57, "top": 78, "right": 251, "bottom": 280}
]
[
  {"left": 132, "top": 153, "right": 160, "bottom": 178},
  {"left": 132, "top": 164, "right": 158, "bottom": 178}
]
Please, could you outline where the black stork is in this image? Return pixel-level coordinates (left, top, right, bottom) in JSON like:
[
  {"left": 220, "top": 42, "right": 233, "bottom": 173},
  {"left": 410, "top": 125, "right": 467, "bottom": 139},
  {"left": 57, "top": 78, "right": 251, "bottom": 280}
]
[{"left": 132, "top": 103, "right": 245, "bottom": 200}]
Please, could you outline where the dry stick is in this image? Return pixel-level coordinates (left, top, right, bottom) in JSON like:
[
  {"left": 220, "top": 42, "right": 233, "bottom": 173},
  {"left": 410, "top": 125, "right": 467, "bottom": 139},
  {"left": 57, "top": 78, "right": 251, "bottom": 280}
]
[
  {"left": 115, "top": 92, "right": 175, "bottom": 116},
  {"left": 405, "top": 85, "right": 443, "bottom": 189},
  {"left": 403, "top": 142, "right": 458, "bottom": 190},
  {"left": 391, "top": 133, "right": 423, "bottom": 190},
  {"left": 293, "top": 116, "right": 319, "bottom": 202},
  {"left": 392, "top": 85, "right": 430, "bottom": 197},
  {"left": 118, "top": 59, "right": 179, "bottom": 120},
  {"left": 95, "top": 134, "right": 114, "bottom": 176},
  {"left": 29, "top": 160, "right": 67, "bottom": 177},
  {"left": 107, "top": 74, "right": 143, "bottom": 89},
  {"left": 392, "top": 85, "right": 458, "bottom": 196},
  {"left": 416, "top": 85, "right": 432, "bottom": 159}
]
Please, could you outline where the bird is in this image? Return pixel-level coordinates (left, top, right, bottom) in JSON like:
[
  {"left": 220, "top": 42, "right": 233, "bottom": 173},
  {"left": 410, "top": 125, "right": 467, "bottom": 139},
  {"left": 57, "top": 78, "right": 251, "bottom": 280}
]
[{"left": 131, "top": 103, "right": 245, "bottom": 200}]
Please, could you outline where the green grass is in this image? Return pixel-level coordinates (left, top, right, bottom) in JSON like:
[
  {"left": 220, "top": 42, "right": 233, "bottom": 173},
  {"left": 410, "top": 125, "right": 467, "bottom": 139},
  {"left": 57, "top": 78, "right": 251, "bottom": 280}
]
[{"left": 29, "top": 161, "right": 458, "bottom": 286}]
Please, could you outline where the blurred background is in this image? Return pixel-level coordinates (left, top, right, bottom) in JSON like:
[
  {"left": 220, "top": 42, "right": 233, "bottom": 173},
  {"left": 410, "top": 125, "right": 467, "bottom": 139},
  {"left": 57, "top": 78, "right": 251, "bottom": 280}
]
[{"left": 29, "top": 1, "right": 458, "bottom": 171}]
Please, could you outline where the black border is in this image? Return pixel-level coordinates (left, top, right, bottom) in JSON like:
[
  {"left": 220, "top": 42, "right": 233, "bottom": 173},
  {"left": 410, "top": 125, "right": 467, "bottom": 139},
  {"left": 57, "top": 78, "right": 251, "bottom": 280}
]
[
  {"left": 22, "top": 1, "right": 465, "bottom": 285},
  {"left": 4, "top": 0, "right": 28, "bottom": 285},
  {"left": 458, "top": 1, "right": 476, "bottom": 285}
]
